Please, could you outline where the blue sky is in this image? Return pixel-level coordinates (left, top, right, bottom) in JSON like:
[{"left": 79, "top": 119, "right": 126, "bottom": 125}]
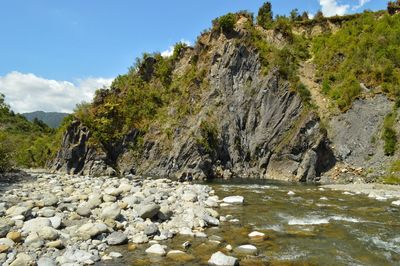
[{"left": 0, "top": 0, "right": 386, "bottom": 112}]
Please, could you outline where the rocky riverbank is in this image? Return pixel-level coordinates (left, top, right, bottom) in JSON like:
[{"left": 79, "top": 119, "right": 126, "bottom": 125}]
[{"left": 0, "top": 172, "right": 240, "bottom": 265}]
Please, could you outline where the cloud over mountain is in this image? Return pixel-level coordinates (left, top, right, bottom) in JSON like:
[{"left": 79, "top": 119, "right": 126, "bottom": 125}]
[{"left": 0, "top": 72, "right": 113, "bottom": 113}]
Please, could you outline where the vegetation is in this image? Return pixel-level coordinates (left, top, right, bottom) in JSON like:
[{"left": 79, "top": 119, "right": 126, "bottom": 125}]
[
  {"left": 213, "top": 13, "right": 237, "bottom": 33},
  {"left": 382, "top": 108, "right": 398, "bottom": 156},
  {"left": 0, "top": 94, "right": 58, "bottom": 171},
  {"left": 312, "top": 12, "right": 400, "bottom": 110},
  {"left": 381, "top": 160, "right": 400, "bottom": 184},
  {"left": 257, "top": 2, "right": 273, "bottom": 29},
  {"left": 388, "top": 0, "right": 400, "bottom": 15},
  {"left": 196, "top": 118, "right": 219, "bottom": 156}
]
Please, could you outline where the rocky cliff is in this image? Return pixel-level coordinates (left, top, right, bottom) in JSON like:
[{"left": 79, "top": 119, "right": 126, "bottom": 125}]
[{"left": 51, "top": 13, "right": 397, "bottom": 183}]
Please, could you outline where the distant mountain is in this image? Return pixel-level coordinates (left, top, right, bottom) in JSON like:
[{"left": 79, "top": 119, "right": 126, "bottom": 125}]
[{"left": 22, "top": 111, "right": 69, "bottom": 128}]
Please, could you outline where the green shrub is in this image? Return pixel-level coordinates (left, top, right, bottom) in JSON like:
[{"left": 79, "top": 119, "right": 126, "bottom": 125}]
[
  {"left": 382, "top": 112, "right": 397, "bottom": 156},
  {"left": 0, "top": 132, "right": 13, "bottom": 173},
  {"left": 296, "top": 83, "right": 312, "bottom": 105},
  {"left": 196, "top": 119, "right": 219, "bottom": 155},
  {"left": 213, "top": 13, "right": 237, "bottom": 33}
]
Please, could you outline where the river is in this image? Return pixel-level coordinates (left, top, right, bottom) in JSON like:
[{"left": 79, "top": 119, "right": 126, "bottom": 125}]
[{"left": 108, "top": 179, "right": 400, "bottom": 266}]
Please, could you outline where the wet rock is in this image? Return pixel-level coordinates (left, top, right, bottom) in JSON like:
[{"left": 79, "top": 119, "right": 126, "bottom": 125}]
[
  {"left": 167, "top": 250, "right": 194, "bottom": 262},
  {"left": 208, "top": 251, "right": 238, "bottom": 266},
  {"left": 222, "top": 196, "right": 244, "bottom": 204},
  {"left": 248, "top": 231, "right": 265, "bottom": 238},
  {"left": 392, "top": 200, "right": 400, "bottom": 206},
  {"left": 145, "top": 244, "right": 166, "bottom": 256},
  {"left": 109, "top": 252, "right": 123, "bottom": 258},
  {"left": 203, "top": 215, "right": 220, "bottom": 226},
  {"left": 106, "top": 232, "right": 128, "bottom": 245},
  {"left": 234, "top": 244, "right": 258, "bottom": 255}
]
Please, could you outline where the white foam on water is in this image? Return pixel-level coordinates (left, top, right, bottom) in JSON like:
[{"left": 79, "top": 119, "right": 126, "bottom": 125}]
[
  {"left": 287, "top": 215, "right": 362, "bottom": 225},
  {"left": 258, "top": 224, "right": 283, "bottom": 232},
  {"left": 359, "top": 236, "right": 400, "bottom": 254}
]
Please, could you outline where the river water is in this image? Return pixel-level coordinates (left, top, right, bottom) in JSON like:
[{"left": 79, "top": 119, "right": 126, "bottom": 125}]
[{"left": 110, "top": 179, "right": 400, "bottom": 266}]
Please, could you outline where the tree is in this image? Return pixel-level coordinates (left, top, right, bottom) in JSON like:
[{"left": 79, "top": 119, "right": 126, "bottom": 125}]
[
  {"left": 257, "top": 2, "right": 273, "bottom": 29},
  {"left": 315, "top": 10, "right": 324, "bottom": 20},
  {"left": 290, "top": 9, "right": 301, "bottom": 22},
  {"left": 301, "top": 12, "right": 310, "bottom": 21}
]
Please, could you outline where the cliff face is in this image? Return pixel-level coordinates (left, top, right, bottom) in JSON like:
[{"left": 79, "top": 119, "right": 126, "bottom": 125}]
[
  {"left": 51, "top": 28, "right": 336, "bottom": 182},
  {"left": 53, "top": 13, "right": 393, "bottom": 182}
]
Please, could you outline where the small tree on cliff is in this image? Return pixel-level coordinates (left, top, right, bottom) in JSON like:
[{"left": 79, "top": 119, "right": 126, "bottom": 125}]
[
  {"left": 314, "top": 10, "right": 324, "bottom": 21},
  {"left": 257, "top": 2, "right": 273, "bottom": 29},
  {"left": 388, "top": 1, "right": 400, "bottom": 15}
]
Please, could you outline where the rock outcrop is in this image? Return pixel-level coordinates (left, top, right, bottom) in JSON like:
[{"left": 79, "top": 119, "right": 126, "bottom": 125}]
[{"left": 52, "top": 35, "right": 335, "bottom": 182}]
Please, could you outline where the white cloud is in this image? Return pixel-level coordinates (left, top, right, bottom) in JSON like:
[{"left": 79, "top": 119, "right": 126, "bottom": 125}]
[
  {"left": 161, "top": 39, "right": 192, "bottom": 58},
  {"left": 0, "top": 72, "right": 113, "bottom": 113},
  {"left": 353, "top": 0, "right": 371, "bottom": 10},
  {"left": 319, "top": 0, "right": 350, "bottom": 16}
]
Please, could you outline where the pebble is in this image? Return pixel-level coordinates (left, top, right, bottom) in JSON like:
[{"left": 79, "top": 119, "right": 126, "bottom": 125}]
[
  {"left": 234, "top": 244, "right": 258, "bottom": 255},
  {"left": 222, "top": 196, "right": 244, "bottom": 204}
]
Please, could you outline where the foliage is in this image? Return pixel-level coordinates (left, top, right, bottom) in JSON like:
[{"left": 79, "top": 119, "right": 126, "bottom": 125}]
[
  {"left": 381, "top": 160, "right": 400, "bottom": 184},
  {"left": 313, "top": 12, "right": 400, "bottom": 110},
  {"left": 296, "top": 82, "right": 312, "bottom": 105},
  {"left": 196, "top": 118, "right": 219, "bottom": 155},
  {"left": 382, "top": 111, "right": 397, "bottom": 156},
  {"left": 257, "top": 2, "right": 273, "bottom": 29},
  {"left": 213, "top": 13, "right": 237, "bottom": 34},
  {"left": 388, "top": 0, "right": 400, "bottom": 15},
  {"left": 314, "top": 11, "right": 324, "bottom": 20},
  {"left": 0, "top": 94, "right": 57, "bottom": 169}
]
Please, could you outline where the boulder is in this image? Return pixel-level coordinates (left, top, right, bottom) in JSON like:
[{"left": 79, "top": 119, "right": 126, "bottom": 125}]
[
  {"left": 222, "top": 196, "right": 244, "bottom": 204},
  {"left": 145, "top": 244, "right": 166, "bottom": 256},
  {"left": 234, "top": 244, "right": 258, "bottom": 255},
  {"left": 208, "top": 251, "right": 238, "bottom": 266},
  {"left": 101, "top": 203, "right": 121, "bottom": 220},
  {"left": 137, "top": 204, "right": 160, "bottom": 219},
  {"left": 106, "top": 232, "right": 127, "bottom": 245}
]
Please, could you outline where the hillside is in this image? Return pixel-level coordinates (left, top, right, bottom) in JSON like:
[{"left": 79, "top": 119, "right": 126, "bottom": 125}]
[
  {"left": 0, "top": 94, "right": 58, "bottom": 172},
  {"left": 51, "top": 4, "right": 400, "bottom": 184},
  {"left": 22, "top": 111, "right": 69, "bottom": 128}
]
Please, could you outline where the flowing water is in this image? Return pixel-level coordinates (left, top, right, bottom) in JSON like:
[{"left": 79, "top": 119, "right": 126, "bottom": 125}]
[{"left": 109, "top": 179, "right": 400, "bottom": 266}]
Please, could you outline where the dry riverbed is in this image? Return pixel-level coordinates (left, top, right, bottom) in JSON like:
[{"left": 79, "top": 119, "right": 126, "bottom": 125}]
[{"left": 0, "top": 172, "right": 246, "bottom": 266}]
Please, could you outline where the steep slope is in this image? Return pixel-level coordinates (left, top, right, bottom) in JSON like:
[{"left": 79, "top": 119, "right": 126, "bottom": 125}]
[
  {"left": 52, "top": 9, "right": 400, "bottom": 183},
  {"left": 22, "top": 111, "right": 69, "bottom": 128}
]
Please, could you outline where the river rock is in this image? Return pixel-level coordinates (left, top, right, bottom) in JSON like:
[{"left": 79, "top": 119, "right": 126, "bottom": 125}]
[
  {"left": 145, "top": 244, "right": 166, "bottom": 256},
  {"left": 77, "top": 223, "right": 108, "bottom": 239},
  {"left": 49, "top": 216, "right": 62, "bottom": 229},
  {"left": 234, "top": 244, "right": 258, "bottom": 255},
  {"left": 22, "top": 217, "right": 51, "bottom": 233},
  {"left": 37, "top": 257, "right": 56, "bottom": 266},
  {"left": 248, "top": 231, "right": 265, "bottom": 238},
  {"left": 158, "top": 206, "right": 173, "bottom": 221},
  {"left": 167, "top": 250, "right": 194, "bottom": 262},
  {"left": 7, "top": 232, "right": 21, "bottom": 243},
  {"left": 0, "top": 218, "right": 14, "bottom": 237},
  {"left": 131, "top": 233, "right": 149, "bottom": 244},
  {"left": 0, "top": 238, "right": 15, "bottom": 247},
  {"left": 5, "top": 206, "right": 31, "bottom": 218},
  {"left": 101, "top": 203, "right": 121, "bottom": 220},
  {"left": 137, "top": 204, "right": 160, "bottom": 219},
  {"left": 76, "top": 203, "right": 92, "bottom": 217},
  {"left": 42, "top": 194, "right": 59, "bottom": 206},
  {"left": 203, "top": 215, "right": 220, "bottom": 226},
  {"left": 208, "top": 251, "right": 238, "bottom": 266},
  {"left": 0, "top": 244, "right": 9, "bottom": 253},
  {"left": 37, "top": 226, "right": 59, "bottom": 240},
  {"left": 144, "top": 223, "right": 159, "bottom": 236},
  {"left": 222, "top": 196, "right": 244, "bottom": 204},
  {"left": 46, "top": 240, "right": 64, "bottom": 249},
  {"left": 109, "top": 252, "right": 123, "bottom": 258},
  {"left": 392, "top": 200, "right": 400, "bottom": 206},
  {"left": 59, "top": 247, "right": 96, "bottom": 264},
  {"left": 106, "top": 232, "right": 127, "bottom": 245},
  {"left": 24, "top": 232, "right": 44, "bottom": 248},
  {"left": 10, "top": 253, "right": 33, "bottom": 266}
]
